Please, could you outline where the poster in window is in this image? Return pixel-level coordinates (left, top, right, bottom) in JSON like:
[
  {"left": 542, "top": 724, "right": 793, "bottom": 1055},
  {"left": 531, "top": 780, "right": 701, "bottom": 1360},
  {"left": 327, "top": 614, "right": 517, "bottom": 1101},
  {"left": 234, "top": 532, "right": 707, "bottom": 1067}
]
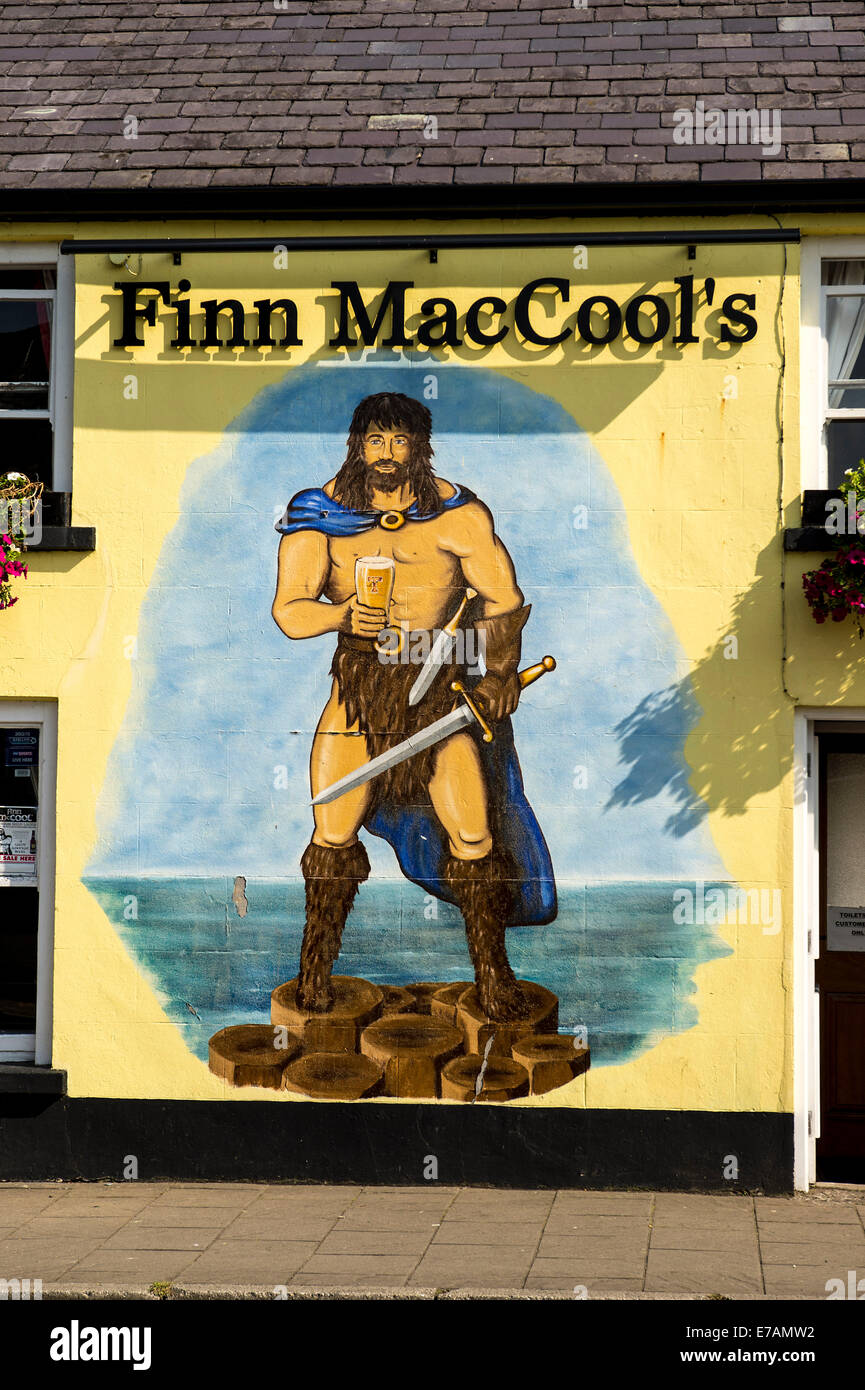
[
  {"left": 4, "top": 730, "right": 38, "bottom": 768},
  {"left": 0, "top": 806, "right": 37, "bottom": 885},
  {"left": 827, "top": 906, "right": 865, "bottom": 952}
]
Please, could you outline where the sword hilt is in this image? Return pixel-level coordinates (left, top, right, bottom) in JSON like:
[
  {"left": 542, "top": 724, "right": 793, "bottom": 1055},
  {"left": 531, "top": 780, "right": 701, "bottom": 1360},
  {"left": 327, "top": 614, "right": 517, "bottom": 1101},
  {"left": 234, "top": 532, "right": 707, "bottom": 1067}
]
[
  {"left": 451, "top": 655, "right": 556, "bottom": 743},
  {"left": 450, "top": 682, "right": 494, "bottom": 742},
  {"left": 444, "top": 586, "right": 477, "bottom": 637}
]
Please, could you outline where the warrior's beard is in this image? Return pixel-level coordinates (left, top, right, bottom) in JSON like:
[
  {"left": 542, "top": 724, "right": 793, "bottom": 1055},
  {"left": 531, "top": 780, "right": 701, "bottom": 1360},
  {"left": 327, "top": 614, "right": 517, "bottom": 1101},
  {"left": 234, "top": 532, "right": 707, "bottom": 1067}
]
[
  {"left": 369, "top": 461, "right": 409, "bottom": 494},
  {"left": 332, "top": 437, "right": 442, "bottom": 516}
]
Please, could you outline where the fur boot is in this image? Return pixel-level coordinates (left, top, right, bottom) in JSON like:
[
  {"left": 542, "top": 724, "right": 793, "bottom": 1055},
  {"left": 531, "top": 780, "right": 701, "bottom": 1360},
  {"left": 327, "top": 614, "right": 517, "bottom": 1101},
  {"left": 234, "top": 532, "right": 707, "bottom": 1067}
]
[
  {"left": 297, "top": 839, "right": 370, "bottom": 1012},
  {"left": 444, "top": 851, "right": 531, "bottom": 1021}
]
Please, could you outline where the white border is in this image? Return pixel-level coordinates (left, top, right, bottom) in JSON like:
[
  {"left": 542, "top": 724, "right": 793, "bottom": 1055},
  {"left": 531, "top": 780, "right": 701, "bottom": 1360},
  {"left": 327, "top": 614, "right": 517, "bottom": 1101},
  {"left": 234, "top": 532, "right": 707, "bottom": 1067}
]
[
  {"left": 800, "top": 235, "right": 865, "bottom": 491},
  {"left": 794, "top": 707, "right": 865, "bottom": 1190},
  {"left": 0, "top": 701, "right": 57, "bottom": 1065},
  {"left": 0, "top": 242, "right": 72, "bottom": 491}
]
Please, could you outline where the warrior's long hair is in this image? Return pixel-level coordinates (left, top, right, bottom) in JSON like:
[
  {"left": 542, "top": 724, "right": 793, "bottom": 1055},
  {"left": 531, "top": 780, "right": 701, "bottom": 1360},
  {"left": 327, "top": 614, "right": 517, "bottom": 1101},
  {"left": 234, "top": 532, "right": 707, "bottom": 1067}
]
[{"left": 331, "top": 392, "right": 441, "bottom": 516}]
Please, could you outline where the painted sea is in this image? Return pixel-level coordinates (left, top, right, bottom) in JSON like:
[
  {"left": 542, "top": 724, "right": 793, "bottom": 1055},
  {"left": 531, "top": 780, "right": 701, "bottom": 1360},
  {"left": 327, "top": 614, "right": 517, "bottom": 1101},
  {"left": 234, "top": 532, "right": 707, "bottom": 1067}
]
[{"left": 84, "top": 877, "right": 732, "bottom": 1069}]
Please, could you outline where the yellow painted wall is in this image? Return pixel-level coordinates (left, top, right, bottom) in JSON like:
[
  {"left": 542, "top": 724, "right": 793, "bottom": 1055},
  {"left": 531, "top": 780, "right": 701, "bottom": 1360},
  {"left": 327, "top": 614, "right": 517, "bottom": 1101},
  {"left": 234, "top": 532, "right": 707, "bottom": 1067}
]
[{"left": 1, "top": 212, "right": 858, "bottom": 1111}]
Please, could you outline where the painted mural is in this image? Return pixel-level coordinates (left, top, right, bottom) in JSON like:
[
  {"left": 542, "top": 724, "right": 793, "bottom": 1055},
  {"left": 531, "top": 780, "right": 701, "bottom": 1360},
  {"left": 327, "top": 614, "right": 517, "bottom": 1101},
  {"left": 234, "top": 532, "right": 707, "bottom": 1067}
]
[{"left": 83, "top": 362, "right": 732, "bottom": 1101}]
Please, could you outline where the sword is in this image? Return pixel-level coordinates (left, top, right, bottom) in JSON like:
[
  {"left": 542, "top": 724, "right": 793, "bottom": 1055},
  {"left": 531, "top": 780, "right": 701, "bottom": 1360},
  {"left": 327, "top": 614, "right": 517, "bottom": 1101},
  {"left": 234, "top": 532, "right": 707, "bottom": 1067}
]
[
  {"left": 311, "top": 656, "right": 556, "bottom": 806},
  {"left": 408, "top": 586, "right": 477, "bottom": 707}
]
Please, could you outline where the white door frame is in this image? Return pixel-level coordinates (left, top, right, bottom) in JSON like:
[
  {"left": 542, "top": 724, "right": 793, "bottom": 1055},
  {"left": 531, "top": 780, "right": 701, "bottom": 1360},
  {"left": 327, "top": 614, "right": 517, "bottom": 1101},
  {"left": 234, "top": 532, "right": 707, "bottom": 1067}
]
[
  {"left": 794, "top": 707, "right": 865, "bottom": 1190},
  {"left": 0, "top": 701, "right": 57, "bottom": 1065}
]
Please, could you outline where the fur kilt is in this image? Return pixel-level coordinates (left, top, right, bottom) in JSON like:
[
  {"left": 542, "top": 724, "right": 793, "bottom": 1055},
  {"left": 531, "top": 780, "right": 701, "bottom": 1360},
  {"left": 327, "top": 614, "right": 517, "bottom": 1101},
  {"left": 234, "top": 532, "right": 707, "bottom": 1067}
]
[{"left": 330, "top": 633, "right": 466, "bottom": 809}]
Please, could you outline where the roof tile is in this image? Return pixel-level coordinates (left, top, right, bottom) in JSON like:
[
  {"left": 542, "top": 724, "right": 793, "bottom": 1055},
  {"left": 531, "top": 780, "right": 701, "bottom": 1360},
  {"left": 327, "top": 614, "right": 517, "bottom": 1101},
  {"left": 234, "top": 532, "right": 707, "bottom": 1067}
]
[{"left": 0, "top": 0, "right": 861, "bottom": 190}]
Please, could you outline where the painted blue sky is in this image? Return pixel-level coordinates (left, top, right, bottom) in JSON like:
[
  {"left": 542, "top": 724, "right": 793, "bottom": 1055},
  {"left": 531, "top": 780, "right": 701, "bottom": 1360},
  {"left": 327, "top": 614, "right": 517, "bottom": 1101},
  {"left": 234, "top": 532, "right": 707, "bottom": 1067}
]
[{"left": 86, "top": 361, "right": 727, "bottom": 885}]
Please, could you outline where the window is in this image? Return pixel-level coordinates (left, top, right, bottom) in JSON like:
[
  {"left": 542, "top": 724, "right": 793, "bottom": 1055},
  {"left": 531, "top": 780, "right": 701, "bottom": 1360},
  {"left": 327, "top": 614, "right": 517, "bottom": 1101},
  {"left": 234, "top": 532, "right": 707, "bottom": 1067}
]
[
  {"left": 0, "top": 246, "right": 72, "bottom": 496},
  {"left": 0, "top": 704, "right": 57, "bottom": 1066},
  {"left": 821, "top": 259, "right": 865, "bottom": 490}
]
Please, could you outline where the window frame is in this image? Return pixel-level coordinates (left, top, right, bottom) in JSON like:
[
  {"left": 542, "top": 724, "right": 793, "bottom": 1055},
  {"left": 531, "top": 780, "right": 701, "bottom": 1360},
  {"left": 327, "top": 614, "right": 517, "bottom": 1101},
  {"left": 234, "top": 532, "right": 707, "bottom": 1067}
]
[
  {"left": 0, "top": 702, "right": 57, "bottom": 1065},
  {"left": 0, "top": 243, "right": 73, "bottom": 494}
]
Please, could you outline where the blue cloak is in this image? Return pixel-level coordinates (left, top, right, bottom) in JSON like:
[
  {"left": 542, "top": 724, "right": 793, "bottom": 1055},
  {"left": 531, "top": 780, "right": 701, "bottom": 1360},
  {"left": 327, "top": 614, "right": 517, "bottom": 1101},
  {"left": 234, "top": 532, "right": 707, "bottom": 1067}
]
[{"left": 276, "top": 487, "right": 557, "bottom": 927}]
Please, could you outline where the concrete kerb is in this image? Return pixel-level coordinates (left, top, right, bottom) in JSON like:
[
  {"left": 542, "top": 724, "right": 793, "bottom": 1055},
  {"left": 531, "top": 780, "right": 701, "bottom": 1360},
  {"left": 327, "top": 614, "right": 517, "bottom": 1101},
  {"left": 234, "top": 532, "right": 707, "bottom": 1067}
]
[{"left": 38, "top": 1283, "right": 820, "bottom": 1301}]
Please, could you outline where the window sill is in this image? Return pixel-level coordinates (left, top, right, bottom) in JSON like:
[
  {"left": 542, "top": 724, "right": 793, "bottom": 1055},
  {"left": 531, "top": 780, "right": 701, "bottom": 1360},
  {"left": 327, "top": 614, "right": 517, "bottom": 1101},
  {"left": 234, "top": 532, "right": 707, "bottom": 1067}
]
[
  {"left": 785, "top": 490, "right": 861, "bottom": 551},
  {"left": 784, "top": 528, "right": 854, "bottom": 552},
  {"left": 28, "top": 526, "right": 95, "bottom": 552},
  {"left": 0, "top": 1064, "right": 66, "bottom": 1095}
]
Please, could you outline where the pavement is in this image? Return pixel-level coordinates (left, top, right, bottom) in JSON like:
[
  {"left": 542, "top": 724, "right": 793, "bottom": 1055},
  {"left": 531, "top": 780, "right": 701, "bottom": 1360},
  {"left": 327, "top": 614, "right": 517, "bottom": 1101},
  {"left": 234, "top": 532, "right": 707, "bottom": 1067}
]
[{"left": 0, "top": 1181, "right": 863, "bottom": 1299}]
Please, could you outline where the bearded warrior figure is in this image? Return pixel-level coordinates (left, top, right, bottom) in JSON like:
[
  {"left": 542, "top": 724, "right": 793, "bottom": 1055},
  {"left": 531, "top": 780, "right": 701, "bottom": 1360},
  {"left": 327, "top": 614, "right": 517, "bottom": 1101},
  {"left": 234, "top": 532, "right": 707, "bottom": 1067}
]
[{"left": 272, "top": 392, "right": 556, "bottom": 1022}]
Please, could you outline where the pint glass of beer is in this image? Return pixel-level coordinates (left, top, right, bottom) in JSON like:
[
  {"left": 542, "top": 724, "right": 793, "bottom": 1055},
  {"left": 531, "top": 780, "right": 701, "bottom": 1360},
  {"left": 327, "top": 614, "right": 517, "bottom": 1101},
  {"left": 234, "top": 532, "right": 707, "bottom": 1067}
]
[
  {"left": 355, "top": 556, "right": 398, "bottom": 656},
  {"left": 355, "top": 555, "right": 395, "bottom": 618}
]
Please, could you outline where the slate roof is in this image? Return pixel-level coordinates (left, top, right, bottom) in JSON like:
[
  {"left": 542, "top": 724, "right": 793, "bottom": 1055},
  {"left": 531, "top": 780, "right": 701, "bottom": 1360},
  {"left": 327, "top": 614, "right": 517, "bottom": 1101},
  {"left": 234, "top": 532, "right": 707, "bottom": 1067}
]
[{"left": 0, "top": 0, "right": 864, "bottom": 192}]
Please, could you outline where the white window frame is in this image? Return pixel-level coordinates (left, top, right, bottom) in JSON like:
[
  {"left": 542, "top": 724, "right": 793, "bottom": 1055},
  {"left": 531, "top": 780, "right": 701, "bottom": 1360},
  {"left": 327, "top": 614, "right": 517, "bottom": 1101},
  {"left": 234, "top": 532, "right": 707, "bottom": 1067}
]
[
  {"left": 0, "top": 243, "right": 73, "bottom": 493},
  {"left": 0, "top": 701, "right": 57, "bottom": 1065}
]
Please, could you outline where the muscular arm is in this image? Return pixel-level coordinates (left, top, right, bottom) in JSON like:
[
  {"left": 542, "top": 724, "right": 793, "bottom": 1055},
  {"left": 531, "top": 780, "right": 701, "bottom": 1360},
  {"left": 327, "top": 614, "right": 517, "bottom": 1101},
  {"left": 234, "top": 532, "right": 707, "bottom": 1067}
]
[
  {"left": 272, "top": 531, "right": 345, "bottom": 639},
  {"left": 447, "top": 500, "right": 524, "bottom": 617},
  {"left": 271, "top": 531, "right": 384, "bottom": 641}
]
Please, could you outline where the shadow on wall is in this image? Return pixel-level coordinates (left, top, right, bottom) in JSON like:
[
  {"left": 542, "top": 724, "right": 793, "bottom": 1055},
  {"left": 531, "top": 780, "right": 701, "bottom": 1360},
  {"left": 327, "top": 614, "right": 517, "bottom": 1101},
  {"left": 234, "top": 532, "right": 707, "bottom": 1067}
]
[{"left": 608, "top": 530, "right": 829, "bottom": 831}]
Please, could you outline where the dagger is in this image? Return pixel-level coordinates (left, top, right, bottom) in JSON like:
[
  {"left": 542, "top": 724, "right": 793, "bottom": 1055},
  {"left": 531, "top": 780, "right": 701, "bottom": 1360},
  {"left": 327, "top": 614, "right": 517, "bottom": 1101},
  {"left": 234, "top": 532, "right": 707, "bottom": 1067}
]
[
  {"left": 408, "top": 586, "right": 477, "bottom": 707},
  {"left": 311, "top": 656, "right": 556, "bottom": 807}
]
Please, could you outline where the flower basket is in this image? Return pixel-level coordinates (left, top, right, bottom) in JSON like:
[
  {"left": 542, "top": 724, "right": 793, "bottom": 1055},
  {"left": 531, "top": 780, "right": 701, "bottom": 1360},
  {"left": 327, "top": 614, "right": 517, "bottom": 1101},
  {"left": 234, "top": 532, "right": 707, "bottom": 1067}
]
[
  {"left": 0, "top": 473, "right": 38, "bottom": 611},
  {"left": 803, "top": 462, "right": 865, "bottom": 638},
  {"left": 0, "top": 473, "right": 43, "bottom": 545}
]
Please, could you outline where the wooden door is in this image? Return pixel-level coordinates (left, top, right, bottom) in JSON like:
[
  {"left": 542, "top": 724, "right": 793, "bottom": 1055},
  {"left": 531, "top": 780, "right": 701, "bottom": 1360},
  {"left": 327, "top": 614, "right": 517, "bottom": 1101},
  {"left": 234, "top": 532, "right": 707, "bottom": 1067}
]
[{"left": 817, "top": 733, "right": 865, "bottom": 1181}]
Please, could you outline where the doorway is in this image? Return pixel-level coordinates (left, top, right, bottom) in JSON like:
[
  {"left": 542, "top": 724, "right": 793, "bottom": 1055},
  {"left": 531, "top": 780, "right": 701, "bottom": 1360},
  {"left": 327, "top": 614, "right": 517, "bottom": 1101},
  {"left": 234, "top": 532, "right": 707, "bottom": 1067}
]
[
  {"left": 816, "top": 727, "right": 865, "bottom": 1182},
  {"left": 0, "top": 704, "right": 56, "bottom": 1066}
]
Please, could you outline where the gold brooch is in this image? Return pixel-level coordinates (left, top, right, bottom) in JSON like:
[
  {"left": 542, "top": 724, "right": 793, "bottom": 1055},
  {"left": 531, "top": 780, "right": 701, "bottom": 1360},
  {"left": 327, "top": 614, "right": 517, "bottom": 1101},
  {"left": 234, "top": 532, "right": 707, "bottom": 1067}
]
[{"left": 378, "top": 510, "right": 406, "bottom": 530}]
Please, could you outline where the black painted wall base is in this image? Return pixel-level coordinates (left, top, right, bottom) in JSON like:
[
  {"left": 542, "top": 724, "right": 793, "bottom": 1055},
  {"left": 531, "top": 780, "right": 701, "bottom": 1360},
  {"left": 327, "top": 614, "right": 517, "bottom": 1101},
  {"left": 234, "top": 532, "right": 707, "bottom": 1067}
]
[{"left": 0, "top": 1098, "right": 793, "bottom": 1193}]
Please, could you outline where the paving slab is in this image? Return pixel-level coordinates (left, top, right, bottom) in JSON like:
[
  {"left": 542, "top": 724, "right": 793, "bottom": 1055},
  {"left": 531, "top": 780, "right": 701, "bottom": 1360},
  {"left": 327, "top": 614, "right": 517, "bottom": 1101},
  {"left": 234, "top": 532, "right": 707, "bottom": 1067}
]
[
  {"left": 0, "top": 1235, "right": 103, "bottom": 1268},
  {"left": 15, "top": 1213, "right": 138, "bottom": 1237},
  {"left": 525, "top": 1272, "right": 646, "bottom": 1293},
  {"left": 0, "top": 1193, "right": 63, "bottom": 1218},
  {"left": 326, "top": 1211, "right": 448, "bottom": 1232},
  {"left": 128, "top": 1206, "right": 242, "bottom": 1229},
  {"left": 343, "top": 1193, "right": 455, "bottom": 1212},
  {"left": 148, "top": 1187, "right": 264, "bottom": 1208},
  {"left": 538, "top": 1231, "right": 647, "bottom": 1256},
  {"left": 549, "top": 1191, "right": 653, "bottom": 1209},
  {"left": 755, "top": 1197, "right": 859, "bottom": 1221},
  {"left": 99, "top": 1227, "right": 223, "bottom": 1251},
  {"left": 47, "top": 1195, "right": 159, "bottom": 1216},
  {"left": 60, "top": 1252, "right": 200, "bottom": 1283},
  {"left": 758, "top": 1219, "right": 865, "bottom": 1244},
  {"left": 654, "top": 1193, "right": 754, "bottom": 1211},
  {"left": 644, "top": 1249, "right": 763, "bottom": 1296},
  {"left": 758, "top": 1241, "right": 865, "bottom": 1266},
  {"left": 649, "top": 1227, "right": 759, "bottom": 1252},
  {"left": 762, "top": 1266, "right": 840, "bottom": 1297},
  {"left": 312, "top": 1229, "right": 432, "bottom": 1256},
  {"left": 527, "top": 1255, "right": 648, "bottom": 1280},
  {"left": 215, "top": 1216, "right": 338, "bottom": 1242},
  {"left": 431, "top": 1220, "right": 545, "bottom": 1245},
  {"left": 408, "top": 1245, "right": 536, "bottom": 1287},
  {"left": 179, "top": 1240, "right": 320, "bottom": 1282},
  {"left": 544, "top": 1212, "right": 648, "bottom": 1235},
  {"left": 242, "top": 1194, "right": 361, "bottom": 1218},
  {"left": 294, "top": 1255, "right": 420, "bottom": 1282},
  {"left": 442, "top": 1196, "right": 554, "bottom": 1222}
]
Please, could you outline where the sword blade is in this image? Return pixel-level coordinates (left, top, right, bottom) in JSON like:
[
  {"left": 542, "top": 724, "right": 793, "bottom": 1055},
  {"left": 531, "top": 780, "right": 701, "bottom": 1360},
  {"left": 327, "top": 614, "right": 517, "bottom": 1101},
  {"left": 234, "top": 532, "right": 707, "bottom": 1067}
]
[
  {"left": 407, "top": 629, "right": 455, "bottom": 706},
  {"left": 311, "top": 703, "right": 473, "bottom": 806}
]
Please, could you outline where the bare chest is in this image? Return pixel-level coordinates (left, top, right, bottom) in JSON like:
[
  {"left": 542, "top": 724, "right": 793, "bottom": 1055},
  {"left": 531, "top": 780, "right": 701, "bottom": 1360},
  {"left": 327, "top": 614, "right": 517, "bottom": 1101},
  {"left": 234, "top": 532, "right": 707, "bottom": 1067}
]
[{"left": 326, "top": 518, "right": 461, "bottom": 601}]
